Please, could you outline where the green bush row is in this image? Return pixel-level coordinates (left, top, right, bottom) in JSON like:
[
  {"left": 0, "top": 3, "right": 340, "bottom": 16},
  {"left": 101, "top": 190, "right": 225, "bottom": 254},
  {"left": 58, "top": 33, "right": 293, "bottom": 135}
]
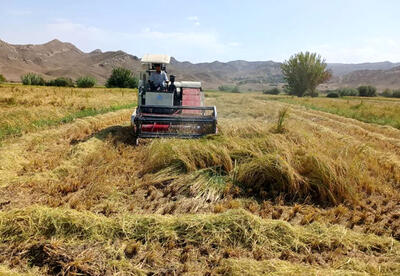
[
  {"left": 21, "top": 68, "right": 139, "bottom": 89},
  {"left": 262, "top": 87, "right": 281, "bottom": 95},
  {"left": 324, "top": 86, "right": 377, "bottom": 98},
  {"left": 324, "top": 88, "right": 357, "bottom": 98},
  {"left": 218, "top": 85, "right": 240, "bottom": 93},
  {"left": 337, "top": 88, "right": 358, "bottom": 97},
  {"left": 21, "top": 73, "right": 97, "bottom": 88},
  {"left": 326, "top": 86, "right": 400, "bottom": 98},
  {"left": 46, "top": 77, "right": 74, "bottom": 87},
  {"left": 381, "top": 89, "right": 400, "bottom": 98}
]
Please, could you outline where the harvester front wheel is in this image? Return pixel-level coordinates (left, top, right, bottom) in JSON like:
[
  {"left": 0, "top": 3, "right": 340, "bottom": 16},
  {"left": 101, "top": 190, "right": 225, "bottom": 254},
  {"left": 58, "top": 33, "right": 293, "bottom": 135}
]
[
  {"left": 132, "top": 122, "right": 139, "bottom": 146},
  {"left": 133, "top": 136, "right": 139, "bottom": 146}
]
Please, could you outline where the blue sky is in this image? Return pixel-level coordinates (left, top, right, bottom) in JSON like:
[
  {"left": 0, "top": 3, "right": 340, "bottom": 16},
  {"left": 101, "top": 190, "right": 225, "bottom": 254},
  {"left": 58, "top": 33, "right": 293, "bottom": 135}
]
[{"left": 1, "top": 0, "right": 400, "bottom": 63}]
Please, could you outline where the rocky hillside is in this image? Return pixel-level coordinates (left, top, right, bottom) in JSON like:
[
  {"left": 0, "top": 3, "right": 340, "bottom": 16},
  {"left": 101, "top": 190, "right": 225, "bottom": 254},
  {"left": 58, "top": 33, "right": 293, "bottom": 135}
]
[
  {"left": 170, "top": 58, "right": 283, "bottom": 89},
  {"left": 334, "top": 66, "right": 400, "bottom": 89},
  {"left": 327, "top": 62, "right": 400, "bottom": 76},
  {"left": 1, "top": 39, "right": 400, "bottom": 89},
  {"left": 0, "top": 39, "right": 141, "bottom": 84},
  {"left": 0, "top": 39, "right": 283, "bottom": 89}
]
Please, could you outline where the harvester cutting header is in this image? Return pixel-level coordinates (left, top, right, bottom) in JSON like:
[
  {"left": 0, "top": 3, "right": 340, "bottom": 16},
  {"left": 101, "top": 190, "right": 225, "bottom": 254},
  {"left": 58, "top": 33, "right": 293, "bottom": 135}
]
[{"left": 131, "top": 54, "right": 217, "bottom": 145}]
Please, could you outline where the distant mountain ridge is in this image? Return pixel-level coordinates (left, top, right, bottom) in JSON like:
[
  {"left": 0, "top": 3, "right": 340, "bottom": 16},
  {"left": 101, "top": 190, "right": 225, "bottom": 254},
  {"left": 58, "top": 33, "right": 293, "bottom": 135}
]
[
  {"left": 0, "top": 39, "right": 141, "bottom": 85},
  {"left": 336, "top": 66, "right": 400, "bottom": 88},
  {"left": 327, "top": 62, "right": 400, "bottom": 76},
  {"left": 1, "top": 39, "right": 400, "bottom": 89}
]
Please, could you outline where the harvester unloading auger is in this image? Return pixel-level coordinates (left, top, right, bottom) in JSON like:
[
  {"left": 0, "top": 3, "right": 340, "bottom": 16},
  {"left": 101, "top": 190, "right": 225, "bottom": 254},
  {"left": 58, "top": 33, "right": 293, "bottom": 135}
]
[{"left": 131, "top": 54, "right": 217, "bottom": 145}]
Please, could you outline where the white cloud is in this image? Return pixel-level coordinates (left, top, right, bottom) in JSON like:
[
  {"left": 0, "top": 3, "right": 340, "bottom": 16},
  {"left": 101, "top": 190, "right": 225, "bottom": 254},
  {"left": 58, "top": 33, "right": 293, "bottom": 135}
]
[
  {"left": 47, "top": 19, "right": 104, "bottom": 36},
  {"left": 186, "top": 16, "right": 200, "bottom": 27},
  {"left": 45, "top": 19, "right": 109, "bottom": 50},
  {"left": 310, "top": 37, "right": 400, "bottom": 63},
  {"left": 0, "top": 18, "right": 244, "bottom": 62},
  {"left": 187, "top": 16, "right": 199, "bottom": 21},
  {"left": 135, "top": 28, "right": 229, "bottom": 55},
  {"left": 14, "top": 20, "right": 237, "bottom": 62}
]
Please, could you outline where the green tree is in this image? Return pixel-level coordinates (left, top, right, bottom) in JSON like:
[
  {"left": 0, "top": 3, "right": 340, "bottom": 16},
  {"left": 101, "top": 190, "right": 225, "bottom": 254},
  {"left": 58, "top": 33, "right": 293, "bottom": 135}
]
[
  {"left": 381, "top": 89, "right": 392, "bottom": 98},
  {"left": 76, "top": 76, "right": 97, "bottom": 88},
  {"left": 231, "top": 86, "right": 240, "bottom": 93},
  {"left": 46, "top": 77, "right": 74, "bottom": 87},
  {"left": 392, "top": 90, "right": 400, "bottom": 98},
  {"left": 326, "top": 92, "right": 339, "bottom": 98},
  {"left": 357, "top": 85, "right": 377, "bottom": 97},
  {"left": 127, "top": 76, "right": 139, "bottom": 89},
  {"left": 281, "top": 52, "right": 332, "bottom": 97},
  {"left": 0, "top": 74, "right": 6, "bottom": 83},
  {"left": 337, "top": 88, "right": 358, "bottom": 97},
  {"left": 106, "top": 67, "right": 138, "bottom": 88},
  {"left": 21, "top": 73, "right": 45, "bottom": 86}
]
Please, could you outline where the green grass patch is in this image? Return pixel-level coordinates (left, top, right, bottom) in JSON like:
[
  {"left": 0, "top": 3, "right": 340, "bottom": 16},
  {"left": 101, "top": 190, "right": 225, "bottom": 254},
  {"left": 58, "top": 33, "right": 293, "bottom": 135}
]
[
  {"left": 268, "top": 96, "right": 400, "bottom": 129},
  {"left": 0, "top": 125, "right": 23, "bottom": 141}
]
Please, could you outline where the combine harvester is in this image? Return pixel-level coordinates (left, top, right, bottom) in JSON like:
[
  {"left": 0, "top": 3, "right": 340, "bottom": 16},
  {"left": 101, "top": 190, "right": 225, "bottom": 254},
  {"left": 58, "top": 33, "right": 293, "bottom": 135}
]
[{"left": 131, "top": 54, "right": 217, "bottom": 145}]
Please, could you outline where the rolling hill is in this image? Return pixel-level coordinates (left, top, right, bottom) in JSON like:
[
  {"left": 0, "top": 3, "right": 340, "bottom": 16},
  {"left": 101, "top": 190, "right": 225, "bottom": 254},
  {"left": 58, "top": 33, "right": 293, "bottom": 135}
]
[
  {"left": 0, "top": 39, "right": 141, "bottom": 84},
  {"left": 1, "top": 38, "right": 400, "bottom": 89}
]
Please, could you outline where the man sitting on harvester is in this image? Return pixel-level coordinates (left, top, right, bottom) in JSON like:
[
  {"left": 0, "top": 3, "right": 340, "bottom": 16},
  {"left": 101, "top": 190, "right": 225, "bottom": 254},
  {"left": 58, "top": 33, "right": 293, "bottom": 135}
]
[{"left": 149, "top": 63, "right": 168, "bottom": 91}]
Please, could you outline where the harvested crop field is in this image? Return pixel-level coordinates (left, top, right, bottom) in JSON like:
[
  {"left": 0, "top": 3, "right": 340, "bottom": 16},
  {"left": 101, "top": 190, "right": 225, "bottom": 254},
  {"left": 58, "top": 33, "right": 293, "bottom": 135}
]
[{"left": 0, "top": 86, "right": 400, "bottom": 275}]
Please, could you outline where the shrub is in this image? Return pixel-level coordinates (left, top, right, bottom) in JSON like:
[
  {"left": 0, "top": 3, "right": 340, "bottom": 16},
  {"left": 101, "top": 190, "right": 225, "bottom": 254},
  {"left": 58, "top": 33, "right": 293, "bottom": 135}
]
[
  {"left": 381, "top": 89, "right": 393, "bottom": 97},
  {"left": 218, "top": 85, "right": 240, "bottom": 93},
  {"left": 337, "top": 88, "right": 358, "bottom": 97},
  {"left": 106, "top": 67, "right": 138, "bottom": 88},
  {"left": 326, "top": 92, "right": 339, "bottom": 98},
  {"left": 76, "top": 76, "right": 97, "bottom": 88},
  {"left": 263, "top": 88, "right": 280, "bottom": 95},
  {"left": 127, "top": 76, "right": 139, "bottom": 89},
  {"left": 380, "top": 89, "right": 400, "bottom": 98},
  {"left": 46, "top": 77, "right": 74, "bottom": 87},
  {"left": 219, "top": 86, "right": 231, "bottom": 92},
  {"left": 21, "top": 73, "right": 45, "bottom": 86},
  {"left": 392, "top": 90, "right": 400, "bottom": 98},
  {"left": 357, "top": 85, "right": 377, "bottom": 97},
  {"left": 231, "top": 86, "right": 240, "bottom": 93},
  {"left": 0, "top": 74, "right": 6, "bottom": 83}
]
